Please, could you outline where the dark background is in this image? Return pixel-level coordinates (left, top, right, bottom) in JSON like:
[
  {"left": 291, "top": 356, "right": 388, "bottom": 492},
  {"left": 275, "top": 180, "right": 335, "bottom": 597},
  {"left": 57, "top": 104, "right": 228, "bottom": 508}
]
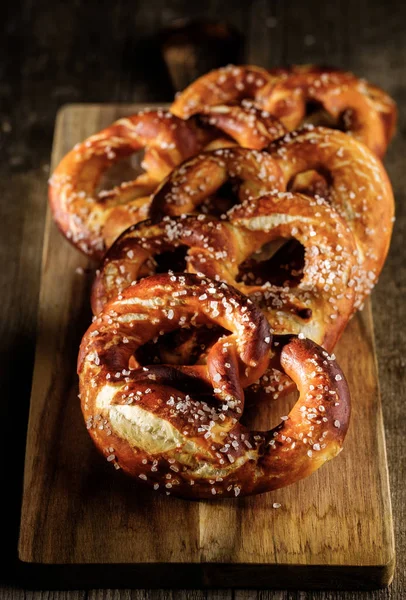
[{"left": 1, "top": 0, "right": 405, "bottom": 598}]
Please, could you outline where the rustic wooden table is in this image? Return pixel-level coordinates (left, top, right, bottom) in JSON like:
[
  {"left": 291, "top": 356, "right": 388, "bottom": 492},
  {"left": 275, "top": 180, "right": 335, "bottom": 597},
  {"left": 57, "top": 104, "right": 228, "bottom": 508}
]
[{"left": 1, "top": 0, "right": 405, "bottom": 598}]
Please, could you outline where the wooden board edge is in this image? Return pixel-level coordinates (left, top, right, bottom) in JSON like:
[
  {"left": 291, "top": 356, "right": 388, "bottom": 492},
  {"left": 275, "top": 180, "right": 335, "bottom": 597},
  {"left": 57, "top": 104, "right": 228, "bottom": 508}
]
[
  {"left": 364, "top": 302, "right": 396, "bottom": 568},
  {"left": 18, "top": 104, "right": 82, "bottom": 563},
  {"left": 15, "top": 559, "right": 396, "bottom": 590},
  {"left": 52, "top": 101, "right": 171, "bottom": 117}
]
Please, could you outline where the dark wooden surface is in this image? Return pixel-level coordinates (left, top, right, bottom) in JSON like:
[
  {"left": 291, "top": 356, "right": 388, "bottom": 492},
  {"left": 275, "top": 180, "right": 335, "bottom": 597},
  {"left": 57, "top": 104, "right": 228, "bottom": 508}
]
[{"left": 0, "top": 0, "right": 404, "bottom": 598}]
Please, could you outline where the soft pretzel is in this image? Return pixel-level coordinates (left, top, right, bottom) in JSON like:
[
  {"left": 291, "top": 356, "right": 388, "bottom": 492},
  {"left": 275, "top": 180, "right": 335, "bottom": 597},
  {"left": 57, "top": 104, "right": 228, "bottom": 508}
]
[
  {"left": 171, "top": 64, "right": 396, "bottom": 157},
  {"left": 79, "top": 273, "right": 350, "bottom": 498},
  {"left": 171, "top": 65, "right": 274, "bottom": 119},
  {"left": 93, "top": 195, "right": 356, "bottom": 351},
  {"left": 49, "top": 106, "right": 287, "bottom": 257},
  {"left": 267, "top": 127, "right": 394, "bottom": 308},
  {"left": 48, "top": 109, "right": 204, "bottom": 258},
  {"left": 148, "top": 130, "right": 393, "bottom": 308},
  {"left": 149, "top": 147, "right": 284, "bottom": 219},
  {"left": 92, "top": 195, "right": 357, "bottom": 401},
  {"left": 257, "top": 65, "right": 397, "bottom": 157}
]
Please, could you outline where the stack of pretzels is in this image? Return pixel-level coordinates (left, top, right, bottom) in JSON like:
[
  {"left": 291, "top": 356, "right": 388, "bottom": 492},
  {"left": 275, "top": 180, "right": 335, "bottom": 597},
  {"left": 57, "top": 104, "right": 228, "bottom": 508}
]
[{"left": 50, "top": 65, "right": 396, "bottom": 499}]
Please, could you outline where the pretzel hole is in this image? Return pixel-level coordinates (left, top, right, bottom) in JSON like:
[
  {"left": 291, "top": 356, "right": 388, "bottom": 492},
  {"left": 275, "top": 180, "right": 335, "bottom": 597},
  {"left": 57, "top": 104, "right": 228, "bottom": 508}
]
[
  {"left": 287, "top": 168, "right": 332, "bottom": 200},
  {"left": 242, "top": 385, "right": 299, "bottom": 431},
  {"left": 134, "top": 324, "right": 230, "bottom": 367},
  {"left": 303, "top": 101, "right": 341, "bottom": 129},
  {"left": 139, "top": 245, "right": 189, "bottom": 277},
  {"left": 96, "top": 152, "right": 146, "bottom": 195},
  {"left": 200, "top": 179, "right": 242, "bottom": 217},
  {"left": 338, "top": 108, "right": 357, "bottom": 133},
  {"left": 237, "top": 239, "right": 305, "bottom": 287}
]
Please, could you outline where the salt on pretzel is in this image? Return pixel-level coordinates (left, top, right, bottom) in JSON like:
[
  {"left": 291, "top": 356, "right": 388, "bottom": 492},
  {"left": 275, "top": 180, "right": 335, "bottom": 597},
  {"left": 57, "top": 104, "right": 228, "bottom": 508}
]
[
  {"left": 79, "top": 273, "right": 350, "bottom": 498},
  {"left": 258, "top": 65, "right": 397, "bottom": 158},
  {"left": 148, "top": 130, "right": 393, "bottom": 308},
  {"left": 93, "top": 194, "right": 356, "bottom": 354},
  {"left": 171, "top": 64, "right": 396, "bottom": 157},
  {"left": 48, "top": 109, "right": 205, "bottom": 258},
  {"left": 49, "top": 106, "right": 287, "bottom": 257},
  {"left": 197, "top": 103, "right": 286, "bottom": 150},
  {"left": 171, "top": 65, "right": 274, "bottom": 119},
  {"left": 149, "top": 147, "right": 284, "bottom": 220},
  {"left": 267, "top": 127, "right": 394, "bottom": 308}
]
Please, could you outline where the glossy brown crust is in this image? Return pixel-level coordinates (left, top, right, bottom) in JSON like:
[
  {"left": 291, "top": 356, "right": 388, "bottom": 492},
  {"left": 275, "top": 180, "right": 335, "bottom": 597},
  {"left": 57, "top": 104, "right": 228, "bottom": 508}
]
[
  {"left": 48, "top": 109, "right": 204, "bottom": 258},
  {"left": 148, "top": 147, "right": 284, "bottom": 220},
  {"left": 268, "top": 127, "right": 395, "bottom": 308},
  {"left": 92, "top": 195, "right": 356, "bottom": 354},
  {"left": 147, "top": 130, "right": 394, "bottom": 309},
  {"left": 171, "top": 65, "right": 274, "bottom": 119},
  {"left": 197, "top": 103, "right": 287, "bottom": 150},
  {"left": 171, "top": 64, "right": 397, "bottom": 157},
  {"left": 48, "top": 105, "right": 287, "bottom": 258},
  {"left": 79, "top": 273, "right": 350, "bottom": 499},
  {"left": 258, "top": 65, "right": 397, "bottom": 157}
]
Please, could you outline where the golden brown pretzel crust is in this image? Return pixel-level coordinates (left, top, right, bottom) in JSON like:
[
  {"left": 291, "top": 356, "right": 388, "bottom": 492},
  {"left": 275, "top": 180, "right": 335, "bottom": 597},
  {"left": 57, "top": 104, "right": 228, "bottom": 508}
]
[
  {"left": 171, "top": 65, "right": 274, "bottom": 119},
  {"left": 258, "top": 65, "right": 397, "bottom": 157},
  {"left": 171, "top": 64, "right": 397, "bottom": 157},
  {"left": 79, "top": 273, "right": 350, "bottom": 498},
  {"left": 147, "top": 128, "right": 393, "bottom": 309},
  {"left": 49, "top": 106, "right": 287, "bottom": 257},
  {"left": 48, "top": 109, "right": 204, "bottom": 258},
  {"left": 149, "top": 147, "right": 284, "bottom": 220},
  {"left": 197, "top": 102, "right": 287, "bottom": 150},
  {"left": 93, "top": 195, "right": 356, "bottom": 353},
  {"left": 267, "top": 127, "right": 395, "bottom": 308}
]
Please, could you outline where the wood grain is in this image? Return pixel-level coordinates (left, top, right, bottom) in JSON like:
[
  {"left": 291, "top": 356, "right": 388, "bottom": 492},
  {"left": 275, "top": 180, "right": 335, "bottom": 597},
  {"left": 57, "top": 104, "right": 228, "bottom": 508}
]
[
  {"left": 17, "top": 104, "right": 394, "bottom": 590},
  {"left": 1, "top": 0, "right": 405, "bottom": 598}
]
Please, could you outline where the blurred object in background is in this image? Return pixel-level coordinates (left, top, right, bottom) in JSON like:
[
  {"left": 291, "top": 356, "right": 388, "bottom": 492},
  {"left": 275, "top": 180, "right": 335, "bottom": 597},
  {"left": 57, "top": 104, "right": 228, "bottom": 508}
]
[{"left": 160, "top": 19, "right": 244, "bottom": 93}]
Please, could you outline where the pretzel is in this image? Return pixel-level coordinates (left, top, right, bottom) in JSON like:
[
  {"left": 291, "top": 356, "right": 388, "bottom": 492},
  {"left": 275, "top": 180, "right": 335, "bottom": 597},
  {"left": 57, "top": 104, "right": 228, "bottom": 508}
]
[
  {"left": 49, "top": 106, "right": 287, "bottom": 257},
  {"left": 93, "top": 194, "right": 356, "bottom": 347},
  {"left": 258, "top": 65, "right": 397, "bottom": 157},
  {"left": 197, "top": 103, "right": 287, "bottom": 150},
  {"left": 90, "top": 215, "right": 238, "bottom": 316},
  {"left": 171, "top": 65, "right": 274, "bottom": 119},
  {"left": 267, "top": 127, "right": 395, "bottom": 308},
  {"left": 149, "top": 147, "right": 284, "bottom": 219},
  {"left": 149, "top": 129, "right": 393, "bottom": 308},
  {"left": 92, "top": 192, "right": 357, "bottom": 404},
  {"left": 171, "top": 64, "right": 396, "bottom": 157},
  {"left": 48, "top": 109, "right": 204, "bottom": 258},
  {"left": 79, "top": 273, "right": 350, "bottom": 498}
]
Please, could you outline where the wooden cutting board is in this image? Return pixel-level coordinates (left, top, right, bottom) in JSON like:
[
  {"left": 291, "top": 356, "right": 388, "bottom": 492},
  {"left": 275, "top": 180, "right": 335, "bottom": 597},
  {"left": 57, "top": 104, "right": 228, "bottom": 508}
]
[{"left": 18, "top": 104, "right": 395, "bottom": 590}]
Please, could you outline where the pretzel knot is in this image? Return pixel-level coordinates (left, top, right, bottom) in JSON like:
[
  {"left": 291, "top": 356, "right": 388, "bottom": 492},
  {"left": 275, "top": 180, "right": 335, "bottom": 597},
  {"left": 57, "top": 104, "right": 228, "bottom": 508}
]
[
  {"left": 79, "top": 273, "right": 350, "bottom": 498},
  {"left": 267, "top": 127, "right": 395, "bottom": 308},
  {"left": 148, "top": 128, "right": 394, "bottom": 309},
  {"left": 171, "top": 65, "right": 274, "bottom": 119},
  {"left": 257, "top": 65, "right": 396, "bottom": 157},
  {"left": 93, "top": 195, "right": 356, "bottom": 351},
  {"left": 171, "top": 64, "right": 397, "bottom": 157},
  {"left": 149, "top": 146, "right": 284, "bottom": 220},
  {"left": 49, "top": 106, "right": 287, "bottom": 258},
  {"left": 197, "top": 103, "right": 286, "bottom": 150},
  {"left": 48, "top": 109, "right": 204, "bottom": 258}
]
